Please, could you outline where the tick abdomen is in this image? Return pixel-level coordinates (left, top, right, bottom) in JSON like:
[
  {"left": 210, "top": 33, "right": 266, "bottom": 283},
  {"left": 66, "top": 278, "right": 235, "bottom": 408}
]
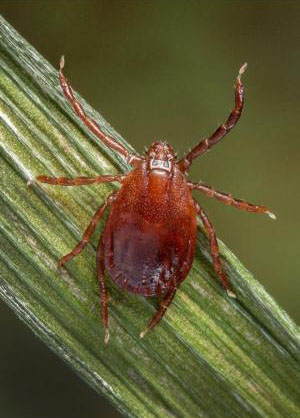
[{"left": 102, "top": 163, "right": 197, "bottom": 296}]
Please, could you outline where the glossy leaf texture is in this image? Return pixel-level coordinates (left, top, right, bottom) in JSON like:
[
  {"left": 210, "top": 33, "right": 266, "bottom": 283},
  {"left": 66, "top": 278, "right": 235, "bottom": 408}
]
[{"left": 0, "top": 16, "right": 299, "bottom": 418}]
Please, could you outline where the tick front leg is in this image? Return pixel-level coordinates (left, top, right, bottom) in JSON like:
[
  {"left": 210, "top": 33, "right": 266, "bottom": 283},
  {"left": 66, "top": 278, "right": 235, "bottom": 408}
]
[
  {"left": 59, "top": 56, "right": 141, "bottom": 166},
  {"left": 194, "top": 200, "right": 236, "bottom": 298},
  {"left": 35, "top": 174, "right": 124, "bottom": 186},
  {"left": 178, "top": 64, "right": 247, "bottom": 173},
  {"left": 189, "top": 182, "right": 276, "bottom": 219},
  {"left": 59, "top": 192, "right": 117, "bottom": 268},
  {"left": 140, "top": 286, "right": 177, "bottom": 339},
  {"left": 97, "top": 238, "right": 110, "bottom": 344}
]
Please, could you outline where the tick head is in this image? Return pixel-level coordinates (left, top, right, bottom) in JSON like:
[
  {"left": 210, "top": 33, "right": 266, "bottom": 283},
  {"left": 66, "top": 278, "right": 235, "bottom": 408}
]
[{"left": 146, "top": 141, "right": 175, "bottom": 173}]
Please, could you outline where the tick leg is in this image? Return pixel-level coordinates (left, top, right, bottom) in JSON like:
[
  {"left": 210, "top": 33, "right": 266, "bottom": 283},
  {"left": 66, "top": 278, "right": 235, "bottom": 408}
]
[
  {"left": 189, "top": 182, "right": 276, "bottom": 219},
  {"left": 35, "top": 174, "right": 124, "bottom": 186},
  {"left": 194, "top": 200, "right": 236, "bottom": 298},
  {"left": 97, "top": 237, "right": 110, "bottom": 344},
  {"left": 140, "top": 286, "right": 177, "bottom": 338},
  {"left": 59, "top": 192, "right": 117, "bottom": 268},
  {"left": 178, "top": 64, "right": 247, "bottom": 173},
  {"left": 59, "top": 56, "right": 141, "bottom": 166}
]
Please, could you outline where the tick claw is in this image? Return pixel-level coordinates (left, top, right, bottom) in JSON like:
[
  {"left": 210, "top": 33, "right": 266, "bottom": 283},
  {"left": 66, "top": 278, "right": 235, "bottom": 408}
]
[
  {"left": 227, "top": 289, "right": 237, "bottom": 298},
  {"left": 140, "top": 329, "right": 148, "bottom": 339},
  {"left": 267, "top": 211, "right": 276, "bottom": 220},
  {"left": 239, "top": 62, "right": 248, "bottom": 76},
  {"left": 60, "top": 55, "right": 65, "bottom": 70},
  {"left": 27, "top": 178, "right": 34, "bottom": 187},
  {"left": 57, "top": 260, "right": 65, "bottom": 272},
  {"left": 104, "top": 329, "right": 110, "bottom": 344}
]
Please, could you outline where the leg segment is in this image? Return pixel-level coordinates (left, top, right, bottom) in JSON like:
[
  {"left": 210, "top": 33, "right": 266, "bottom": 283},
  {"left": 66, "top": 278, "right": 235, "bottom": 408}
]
[
  {"left": 59, "top": 56, "right": 141, "bottom": 165},
  {"left": 36, "top": 174, "right": 124, "bottom": 186},
  {"left": 189, "top": 181, "right": 276, "bottom": 219},
  {"left": 194, "top": 200, "right": 236, "bottom": 297},
  {"left": 140, "top": 286, "right": 177, "bottom": 338},
  {"left": 96, "top": 237, "right": 110, "bottom": 344},
  {"left": 59, "top": 192, "right": 117, "bottom": 267},
  {"left": 178, "top": 64, "right": 247, "bottom": 173}
]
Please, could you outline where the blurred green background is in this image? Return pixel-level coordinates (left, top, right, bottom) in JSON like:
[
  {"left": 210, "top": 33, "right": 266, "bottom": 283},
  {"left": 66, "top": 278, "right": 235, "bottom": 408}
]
[{"left": 0, "top": 1, "right": 299, "bottom": 418}]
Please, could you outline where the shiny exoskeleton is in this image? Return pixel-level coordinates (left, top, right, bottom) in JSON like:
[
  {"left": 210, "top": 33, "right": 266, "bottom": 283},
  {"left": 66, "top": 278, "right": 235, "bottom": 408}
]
[{"left": 36, "top": 57, "right": 275, "bottom": 343}]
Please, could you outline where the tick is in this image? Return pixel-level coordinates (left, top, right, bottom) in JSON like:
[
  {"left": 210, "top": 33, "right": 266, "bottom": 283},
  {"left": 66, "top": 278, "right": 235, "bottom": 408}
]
[{"left": 36, "top": 57, "right": 275, "bottom": 343}]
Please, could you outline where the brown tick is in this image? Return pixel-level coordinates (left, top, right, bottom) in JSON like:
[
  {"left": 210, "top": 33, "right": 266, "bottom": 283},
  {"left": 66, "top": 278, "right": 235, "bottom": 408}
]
[{"left": 35, "top": 57, "right": 275, "bottom": 343}]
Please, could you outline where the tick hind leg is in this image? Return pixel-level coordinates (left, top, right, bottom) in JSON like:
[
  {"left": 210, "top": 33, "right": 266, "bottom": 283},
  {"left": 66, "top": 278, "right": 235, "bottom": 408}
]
[
  {"left": 140, "top": 285, "right": 177, "bottom": 338},
  {"left": 59, "top": 192, "right": 117, "bottom": 268},
  {"left": 97, "top": 237, "right": 110, "bottom": 344},
  {"left": 194, "top": 200, "right": 236, "bottom": 298}
]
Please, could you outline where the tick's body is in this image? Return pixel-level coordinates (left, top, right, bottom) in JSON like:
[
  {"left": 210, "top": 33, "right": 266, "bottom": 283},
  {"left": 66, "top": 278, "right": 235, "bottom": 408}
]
[
  {"left": 36, "top": 57, "right": 275, "bottom": 342},
  {"left": 103, "top": 161, "right": 197, "bottom": 296}
]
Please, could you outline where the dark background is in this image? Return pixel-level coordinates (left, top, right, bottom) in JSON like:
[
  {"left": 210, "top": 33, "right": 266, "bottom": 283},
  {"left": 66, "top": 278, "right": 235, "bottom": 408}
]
[{"left": 1, "top": 1, "right": 299, "bottom": 418}]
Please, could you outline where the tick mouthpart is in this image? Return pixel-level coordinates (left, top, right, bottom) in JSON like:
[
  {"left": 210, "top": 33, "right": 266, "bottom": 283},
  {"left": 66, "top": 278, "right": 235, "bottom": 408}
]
[{"left": 150, "top": 159, "right": 171, "bottom": 172}]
